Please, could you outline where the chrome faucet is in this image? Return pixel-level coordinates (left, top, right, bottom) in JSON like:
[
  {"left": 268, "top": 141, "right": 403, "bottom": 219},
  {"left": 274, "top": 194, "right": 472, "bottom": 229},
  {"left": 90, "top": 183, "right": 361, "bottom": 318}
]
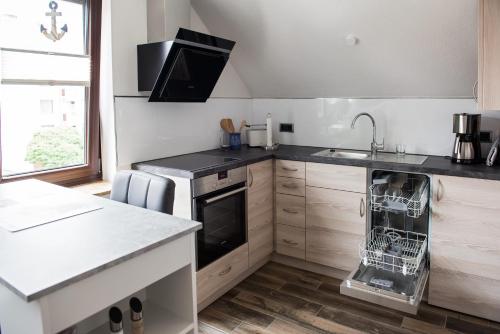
[{"left": 351, "top": 112, "right": 384, "bottom": 156}]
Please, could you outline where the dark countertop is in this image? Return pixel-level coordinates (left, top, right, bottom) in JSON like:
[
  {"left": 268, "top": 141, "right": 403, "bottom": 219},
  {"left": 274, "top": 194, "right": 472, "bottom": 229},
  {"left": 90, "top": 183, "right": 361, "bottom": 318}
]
[{"left": 133, "top": 145, "right": 500, "bottom": 181}]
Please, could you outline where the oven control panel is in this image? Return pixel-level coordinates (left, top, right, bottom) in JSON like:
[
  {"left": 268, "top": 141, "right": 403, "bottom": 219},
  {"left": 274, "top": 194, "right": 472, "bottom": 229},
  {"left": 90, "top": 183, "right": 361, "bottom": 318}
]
[{"left": 192, "top": 167, "right": 247, "bottom": 197}]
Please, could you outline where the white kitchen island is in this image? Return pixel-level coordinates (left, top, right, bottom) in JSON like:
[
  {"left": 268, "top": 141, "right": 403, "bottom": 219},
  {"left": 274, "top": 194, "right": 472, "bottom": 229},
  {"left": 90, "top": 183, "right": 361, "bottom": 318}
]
[{"left": 0, "top": 179, "right": 201, "bottom": 334}]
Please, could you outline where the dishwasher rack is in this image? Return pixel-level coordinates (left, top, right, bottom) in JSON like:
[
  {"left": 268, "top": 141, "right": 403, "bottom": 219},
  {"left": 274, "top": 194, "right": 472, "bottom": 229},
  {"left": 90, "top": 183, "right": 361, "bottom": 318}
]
[
  {"left": 360, "top": 227, "right": 427, "bottom": 276},
  {"left": 369, "top": 178, "right": 429, "bottom": 218}
]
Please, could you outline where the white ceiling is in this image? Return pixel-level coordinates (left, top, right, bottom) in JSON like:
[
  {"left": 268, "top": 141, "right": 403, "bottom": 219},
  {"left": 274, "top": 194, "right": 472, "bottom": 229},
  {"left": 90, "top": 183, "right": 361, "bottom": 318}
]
[{"left": 191, "top": 0, "right": 478, "bottom": 98}]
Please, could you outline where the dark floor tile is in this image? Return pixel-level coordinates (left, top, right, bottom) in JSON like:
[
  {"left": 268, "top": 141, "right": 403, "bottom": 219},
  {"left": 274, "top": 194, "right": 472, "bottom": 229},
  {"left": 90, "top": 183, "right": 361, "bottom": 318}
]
[
  {"left": 210, "top": 298, "right": 275, "bottom": 329},
  {"left": 281, "top": 282, "right": 404, "bottom": 327},
  {"left": 238, "top": 280, "right": 322, "bottom": 313},
  {"left": 198, "top": 307, "right": 241, "bottom": 332},
  {"left": 446, "top": 316, "right": 500, "bottom": 334},
  {"left": 246, "top": 272, "right": 287, "bottom": 290},
  {"left": 198, "top": 321, "right": 229, "bottom": 334},
  {"left": 317, "top": 307, "right": 410, "bottom": 334}
]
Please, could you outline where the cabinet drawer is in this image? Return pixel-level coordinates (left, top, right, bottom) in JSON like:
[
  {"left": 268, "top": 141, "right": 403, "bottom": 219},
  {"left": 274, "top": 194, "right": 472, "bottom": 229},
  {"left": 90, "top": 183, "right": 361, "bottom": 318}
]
[
  {"left": 306, "top": 162, "right": 366, "bottom": 193},
  {"left": 275, "top": 160, "right": 305, "bottom": 179},
  {"left": 276, "top": 193, "right": 305, "bottom": 228},
  {"left": 276, "top": 224, "right": 305, "bottom": 260},
  {"left": 306, "top": 227, "right": 363, "bottom": 271},
  {"left": 197, "top": 244, "right": 249, "bottom": 304},
  {"left": 276, "top": 176, "right": 305, "bottom": 197}
]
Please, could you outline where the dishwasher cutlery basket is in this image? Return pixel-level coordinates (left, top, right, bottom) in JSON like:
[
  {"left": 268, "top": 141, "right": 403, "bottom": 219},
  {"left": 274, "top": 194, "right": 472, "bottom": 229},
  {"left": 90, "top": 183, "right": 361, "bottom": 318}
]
[
  {"left": 369, "top": 177, "right": 429, "bottom": 218},
  {"left": 360, "top": 227, "right": 427, "bottom": 276}
]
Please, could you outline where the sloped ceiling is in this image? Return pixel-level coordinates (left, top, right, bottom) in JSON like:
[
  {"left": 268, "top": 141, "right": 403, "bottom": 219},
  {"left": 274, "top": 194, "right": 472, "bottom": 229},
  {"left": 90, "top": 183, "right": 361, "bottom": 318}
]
[{"left": 191, "top": 0, "right": 478, "bottom": 98}]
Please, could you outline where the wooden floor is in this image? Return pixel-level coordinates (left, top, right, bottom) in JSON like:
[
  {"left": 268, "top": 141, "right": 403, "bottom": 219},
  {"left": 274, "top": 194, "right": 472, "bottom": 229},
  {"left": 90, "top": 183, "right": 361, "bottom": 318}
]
[{"left": 198, "top": 262, "right": 500, "bottom": 334}]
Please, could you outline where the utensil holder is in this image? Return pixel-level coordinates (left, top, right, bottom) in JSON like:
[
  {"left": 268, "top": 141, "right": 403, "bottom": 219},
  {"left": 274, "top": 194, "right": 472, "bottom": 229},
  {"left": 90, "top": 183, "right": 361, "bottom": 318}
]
[{"left": 229, "top": 133, "right": 241, "bottom": 150}]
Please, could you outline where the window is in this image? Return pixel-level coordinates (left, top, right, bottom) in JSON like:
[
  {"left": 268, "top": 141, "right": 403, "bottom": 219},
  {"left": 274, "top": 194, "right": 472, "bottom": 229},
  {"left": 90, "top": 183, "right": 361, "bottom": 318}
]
[{"left": 0, "top": 0, "right": 101, "bottom": 185}]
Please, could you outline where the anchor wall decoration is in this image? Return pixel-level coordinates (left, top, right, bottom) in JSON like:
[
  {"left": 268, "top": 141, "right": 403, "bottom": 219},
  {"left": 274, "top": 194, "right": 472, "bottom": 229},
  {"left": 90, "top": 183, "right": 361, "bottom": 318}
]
[{"left": 40, "top": 1, "right": 68, "bottom": 42}]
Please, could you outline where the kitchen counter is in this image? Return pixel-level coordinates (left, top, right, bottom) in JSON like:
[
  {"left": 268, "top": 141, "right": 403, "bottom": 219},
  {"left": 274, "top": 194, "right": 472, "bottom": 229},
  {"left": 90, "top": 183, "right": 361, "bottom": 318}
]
[
  {"left": 133, "top": 145, "right": 500, "bottom": 181},
  {"left": 0, "top": 179, "right": 201, "bottom": 302}
]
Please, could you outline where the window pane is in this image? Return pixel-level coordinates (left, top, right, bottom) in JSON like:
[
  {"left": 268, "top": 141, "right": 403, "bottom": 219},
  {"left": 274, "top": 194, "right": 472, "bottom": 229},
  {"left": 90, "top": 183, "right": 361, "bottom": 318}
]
[
  {"left": 1, "top": 50, "right": 90, "bottom": 85},
  {"left": 0, "top": 0, "right": 86, "bottom": 55},
  {"left": 0, "top": 85, "right": 86, "bottom": 176}
]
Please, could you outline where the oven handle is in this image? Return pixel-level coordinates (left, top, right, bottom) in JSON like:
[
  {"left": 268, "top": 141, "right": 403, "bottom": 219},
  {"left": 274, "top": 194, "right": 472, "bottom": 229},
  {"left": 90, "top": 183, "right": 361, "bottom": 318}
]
[{"left": 204, "top": 186, "right": 248, "bottom": 204}]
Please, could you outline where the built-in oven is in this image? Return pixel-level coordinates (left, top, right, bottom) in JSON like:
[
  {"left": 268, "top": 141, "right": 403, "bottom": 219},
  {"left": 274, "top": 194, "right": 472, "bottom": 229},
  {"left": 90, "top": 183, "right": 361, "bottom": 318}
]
[{"left": 192, "top": 167, "right": 247, "bottom": 270}]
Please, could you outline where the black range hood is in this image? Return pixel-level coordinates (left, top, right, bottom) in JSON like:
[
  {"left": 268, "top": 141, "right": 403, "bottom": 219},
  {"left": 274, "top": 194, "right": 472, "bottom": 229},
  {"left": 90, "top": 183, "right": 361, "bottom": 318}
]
[{"left": 137, "top": 28, "right": 235, "bottom": 102}]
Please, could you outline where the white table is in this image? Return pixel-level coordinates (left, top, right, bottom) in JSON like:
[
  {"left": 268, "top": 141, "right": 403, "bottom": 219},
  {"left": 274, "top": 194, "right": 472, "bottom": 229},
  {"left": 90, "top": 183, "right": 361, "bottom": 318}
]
[{"left": 0, "top": 180, "right": 201, "bottom": 334}]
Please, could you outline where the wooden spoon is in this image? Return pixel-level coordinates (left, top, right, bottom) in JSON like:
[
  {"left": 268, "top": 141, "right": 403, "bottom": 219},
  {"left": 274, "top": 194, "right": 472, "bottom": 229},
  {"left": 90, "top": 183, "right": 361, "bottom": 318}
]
[
  {"left": 227, "top": 119, "right": 235, "bottom": 133},
  {"left": 220, "top": 118, "right": 234, "bottom": 133}
]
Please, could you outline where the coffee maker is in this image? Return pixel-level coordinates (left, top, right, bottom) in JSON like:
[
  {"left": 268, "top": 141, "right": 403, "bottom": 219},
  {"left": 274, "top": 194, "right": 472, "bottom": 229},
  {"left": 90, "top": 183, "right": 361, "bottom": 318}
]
[{"left": 451, "top": 113, "right": 481, "bottom": 164}]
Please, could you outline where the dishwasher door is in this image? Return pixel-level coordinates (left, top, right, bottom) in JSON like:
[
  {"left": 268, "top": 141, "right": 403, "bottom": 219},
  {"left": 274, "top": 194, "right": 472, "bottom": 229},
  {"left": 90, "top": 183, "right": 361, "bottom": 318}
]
[
  {"left": 340, "top": 170, "right": 430, "bottom": 314},
  {"left": 340, "top": 260, "right": 428, "bottom": 314}
]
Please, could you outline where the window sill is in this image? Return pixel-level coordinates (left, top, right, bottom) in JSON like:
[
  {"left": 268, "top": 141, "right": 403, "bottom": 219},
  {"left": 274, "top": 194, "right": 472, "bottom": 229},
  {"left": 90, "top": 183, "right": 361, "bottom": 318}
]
[{"left": 71, "top": 180, "right": 111, "bottom": 197}]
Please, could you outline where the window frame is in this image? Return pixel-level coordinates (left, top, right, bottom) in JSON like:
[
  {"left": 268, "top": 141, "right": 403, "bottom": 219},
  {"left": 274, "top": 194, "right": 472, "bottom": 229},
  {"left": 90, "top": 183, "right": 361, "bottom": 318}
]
[{"left": 0, "top": 0, "right": 102, "bottom": 187}]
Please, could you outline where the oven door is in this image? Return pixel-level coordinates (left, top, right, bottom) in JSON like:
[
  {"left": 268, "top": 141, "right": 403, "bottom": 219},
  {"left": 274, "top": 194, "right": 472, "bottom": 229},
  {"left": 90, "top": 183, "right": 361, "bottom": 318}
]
[{"left": 194, "top": 183, "right": 247, "bottom": 270}]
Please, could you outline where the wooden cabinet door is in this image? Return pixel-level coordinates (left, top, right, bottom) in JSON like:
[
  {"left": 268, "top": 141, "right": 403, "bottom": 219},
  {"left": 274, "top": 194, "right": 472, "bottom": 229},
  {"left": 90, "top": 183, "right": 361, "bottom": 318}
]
[
  {"left": 306, "top": 186, "right": 366, "bottom": 271},
  {"left": 429, "top": 175, "right": 500, "bottom": 322},
  {"left": 247, "top": 160, "right": 273, "bottom": 267},
  {"left": 479, "top": 0, "right": 500, "bottom": 110}
]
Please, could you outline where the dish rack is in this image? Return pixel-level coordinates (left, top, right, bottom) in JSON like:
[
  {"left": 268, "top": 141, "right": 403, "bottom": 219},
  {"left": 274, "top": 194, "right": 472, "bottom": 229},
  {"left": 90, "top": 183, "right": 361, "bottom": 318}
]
[
  {"left": 359, "top": 227, "right": 427, "bottom": 276},
  {"left": 369, "top": 178, "right": 429, "bottom": 218}
]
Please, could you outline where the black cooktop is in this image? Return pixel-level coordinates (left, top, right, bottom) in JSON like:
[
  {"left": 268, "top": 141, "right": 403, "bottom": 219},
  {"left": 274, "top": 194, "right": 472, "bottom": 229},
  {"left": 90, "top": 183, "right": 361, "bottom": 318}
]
[{"left": 136, "top": 153, "right": 240, "bottom": 172}]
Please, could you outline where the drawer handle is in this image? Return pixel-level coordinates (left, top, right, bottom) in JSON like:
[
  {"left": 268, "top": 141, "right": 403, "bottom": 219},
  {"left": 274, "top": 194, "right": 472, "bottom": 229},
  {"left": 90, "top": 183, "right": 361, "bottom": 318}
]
[
  {"left": 437, "top": 179, "right": 444, "bottom": 202},
  {"left": 282, "top": 183, "right": 298, "bottom": 189},
  {"left": 283, "top": 208, "right": 299, "bottom": 214},
  {"left": 282, "top": 167, "right": 299, "bottom": 172},
  {"left": 248, "top": 169, "right": 254, "bottom": 188},
  {"left": 218, "top": 265, "right": 232, "bottom": 277},
  {"left": 282, "top": 239, "right": 299, "bottom": 246},
  {"left": 360, "top": 197, "right": 366, "bottom": 217}
]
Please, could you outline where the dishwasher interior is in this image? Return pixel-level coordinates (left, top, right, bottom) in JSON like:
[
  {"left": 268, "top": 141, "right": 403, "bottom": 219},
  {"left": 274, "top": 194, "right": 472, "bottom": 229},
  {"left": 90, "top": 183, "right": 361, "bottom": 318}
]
[{"left": 340, "top": 170, "right": 430, "bottom": 314}]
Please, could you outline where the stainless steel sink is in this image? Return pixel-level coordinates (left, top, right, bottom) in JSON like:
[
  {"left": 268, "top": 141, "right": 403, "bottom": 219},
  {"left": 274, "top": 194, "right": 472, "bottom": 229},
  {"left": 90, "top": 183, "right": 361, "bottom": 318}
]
[
  {"left": 314, "top": 149, "right": 369, "bottom": 159},
  {"left": 312, "top": 149, "right": 428, "bottom": 165}
]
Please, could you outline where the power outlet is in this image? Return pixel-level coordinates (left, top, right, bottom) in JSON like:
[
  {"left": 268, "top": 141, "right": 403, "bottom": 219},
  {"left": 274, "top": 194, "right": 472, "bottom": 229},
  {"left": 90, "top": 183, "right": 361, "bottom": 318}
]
[
  {"left": 280, "top": 123, "right": 294, "bottom": 133},
  {"left": 480, "top": 131, "right": 492, "bottom": 143}
]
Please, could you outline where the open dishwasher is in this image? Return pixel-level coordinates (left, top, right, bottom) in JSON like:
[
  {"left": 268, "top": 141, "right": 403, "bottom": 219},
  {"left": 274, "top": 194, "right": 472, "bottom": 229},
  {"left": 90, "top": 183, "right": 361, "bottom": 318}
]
[{"left": 340, "top": 170, "right": 430, "bottom": 314}]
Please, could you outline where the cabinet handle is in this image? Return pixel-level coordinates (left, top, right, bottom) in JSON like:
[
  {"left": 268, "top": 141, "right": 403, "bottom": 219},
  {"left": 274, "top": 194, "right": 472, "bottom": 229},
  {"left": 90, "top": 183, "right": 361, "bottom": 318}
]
[
  {"left": 436, "top": 179, "right": 444, "bottom": 202},
  {"left": 282, "top": 239, "right": 299, "bottom": 246},
  {"left": 218, "top": 265, "right": 232, "bottom": 277},
  {"left": 282, "top": 183, "right": 297, "bottom": 189},
  {"left": 282, "top": 167, "right": 299, "bottom": 172},
  {"left": 473, "top": 80, "right": 478, "bottom": 103},
  {"left": 283, "top": 208, "right": 299, "bottom": 214},
  {"left": 360, "top": 197, "right": 366, "bottom": 217},
  {"left": 248, "top": 168, "right": 254, "bottom": 188}
]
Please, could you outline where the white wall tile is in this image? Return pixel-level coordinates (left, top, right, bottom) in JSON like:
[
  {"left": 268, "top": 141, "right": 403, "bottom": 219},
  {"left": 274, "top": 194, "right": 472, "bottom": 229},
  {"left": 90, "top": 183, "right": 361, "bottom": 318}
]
[
  {"left": 114, "top": 97, "right": 251, "bottom": 169},
  {"left": 252, "top": 98, "right": 500, "bottom": 156}
]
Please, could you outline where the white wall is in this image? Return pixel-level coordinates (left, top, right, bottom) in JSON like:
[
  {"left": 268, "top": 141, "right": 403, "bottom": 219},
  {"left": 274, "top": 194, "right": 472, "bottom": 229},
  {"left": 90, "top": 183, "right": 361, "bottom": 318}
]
[
  {"left": 100, "top": 0, "right": 253, "bottom": 179},
  {"left": 114, "top": 97, "right": 251, "bottom": 169},
  {"left": 251, "top": 98, "right": 500, "bottom": 156},
  {"left": 192, "top": 0, "right": 478, "bottom": 98}
]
